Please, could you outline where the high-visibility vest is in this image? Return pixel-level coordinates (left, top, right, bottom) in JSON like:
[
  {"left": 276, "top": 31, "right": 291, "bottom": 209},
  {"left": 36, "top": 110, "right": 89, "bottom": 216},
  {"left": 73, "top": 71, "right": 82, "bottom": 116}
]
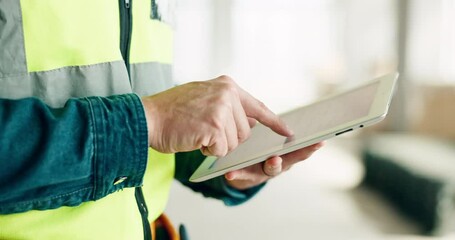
[{"left": 0, "top": 0, "right": 175, "bottom": 239}]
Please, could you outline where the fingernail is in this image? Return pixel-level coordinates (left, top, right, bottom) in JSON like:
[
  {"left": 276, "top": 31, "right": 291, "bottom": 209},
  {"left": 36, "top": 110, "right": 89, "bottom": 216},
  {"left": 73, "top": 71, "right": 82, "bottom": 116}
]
[
  {"left": 314, "top": 141, "right": 325, "bottom": 150},
  {"left": 225, "top": 172, "right": 235, "bottom": 181},
  {"left": 286, "top": 125, "right": 294, "bottom": 136},
  {"left": 268, "top": 163, "right": 281, "bottom": 174}
]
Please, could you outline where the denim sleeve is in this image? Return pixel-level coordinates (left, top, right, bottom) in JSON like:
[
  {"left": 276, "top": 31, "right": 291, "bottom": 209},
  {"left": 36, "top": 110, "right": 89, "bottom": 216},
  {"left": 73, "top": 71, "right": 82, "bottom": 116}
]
[
  {"left": 174, "top": 151, "right": 265, "bottom": 206},
  {"left": 0, "top": 94, "right": 149, "bottom": 214}
]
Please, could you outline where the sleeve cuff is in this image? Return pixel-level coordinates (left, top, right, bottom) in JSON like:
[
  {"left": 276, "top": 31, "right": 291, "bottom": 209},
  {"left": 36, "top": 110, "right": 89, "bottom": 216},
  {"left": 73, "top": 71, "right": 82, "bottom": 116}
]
[
  {"left": 174, "top": 150, "right": 266, "bottom": 206},
  {"left": 86, "top": 93, "right": 149, "bottom": 200},
  {"left": 211, "top": 175, "right": 267, "bottom": 206}
]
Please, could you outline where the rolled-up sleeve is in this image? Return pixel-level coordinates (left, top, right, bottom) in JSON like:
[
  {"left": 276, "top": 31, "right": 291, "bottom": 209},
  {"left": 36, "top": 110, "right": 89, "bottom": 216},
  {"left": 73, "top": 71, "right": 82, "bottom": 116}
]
[{"left": 0, "top": 94, "right": 149, "bottom": 214}]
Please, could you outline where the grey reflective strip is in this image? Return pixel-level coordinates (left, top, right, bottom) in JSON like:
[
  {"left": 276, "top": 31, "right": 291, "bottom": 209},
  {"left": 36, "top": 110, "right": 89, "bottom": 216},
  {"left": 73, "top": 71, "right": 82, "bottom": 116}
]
[
  {"left": 0, "top": 0, "right": 27, "bottom": 77},
  {"left": 0, "top": 61, "right": 132, "bottom": 108},
  {"left": 130, "top": 62, "right": 174, "bottom": 96}
]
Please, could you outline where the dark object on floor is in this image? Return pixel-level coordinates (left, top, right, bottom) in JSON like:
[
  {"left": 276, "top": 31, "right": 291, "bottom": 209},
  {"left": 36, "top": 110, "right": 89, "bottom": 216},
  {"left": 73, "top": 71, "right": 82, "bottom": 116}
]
[{"left": 362, "top": 134, "right": 455, "bottom": 235}]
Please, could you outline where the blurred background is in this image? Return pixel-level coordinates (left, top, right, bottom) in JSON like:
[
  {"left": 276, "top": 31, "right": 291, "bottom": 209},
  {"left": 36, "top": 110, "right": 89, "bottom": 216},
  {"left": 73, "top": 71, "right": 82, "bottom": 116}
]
[{"left": 166, "top": 0, "right": 455, "bottom": 239}]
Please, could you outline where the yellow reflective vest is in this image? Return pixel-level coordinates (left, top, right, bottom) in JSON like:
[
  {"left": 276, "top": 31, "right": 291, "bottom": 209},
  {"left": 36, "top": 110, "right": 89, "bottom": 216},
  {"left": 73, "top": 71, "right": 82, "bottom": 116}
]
[{"left": 0, "top": 0, "right": 175, "bottom": 239}]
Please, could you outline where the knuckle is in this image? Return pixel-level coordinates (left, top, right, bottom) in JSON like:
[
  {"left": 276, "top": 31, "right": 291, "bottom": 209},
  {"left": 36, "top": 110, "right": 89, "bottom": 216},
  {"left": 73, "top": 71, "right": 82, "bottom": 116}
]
[
  {"left": 197, "top": 136, "right": 210, "bottom": 149},
  {"left": 221, "top": 83, "right": 238, "bottom": 99},
  {"left": 257, "top": 100, "right": 268, "bottom": 111},
  {"left": 208, "top": 133, "right": 228, "bottom": 157},
  {"left": 254, "top": 100, "right": 269, "bottom": 118},
  {"left": 248, "top": 118, "right": 257, "bottom": 128},
  {"left": 217, "top": 76, "right": 239, "bottom": 95},
  {"left": 218, "top": 75, "right": 233, "bottom": 83},
  {"left": 237, "top": 129, "right": 251, "bottom": 143},
  {"left": 228, "top": 140, "right": 239, "bottom": 152},
  {"left": 216, "top": 147, "right": 228, "bottom": 157},
  {"left": 208, "top": 118, "right": 224, "bottom": 133},
  {"left": 200, "top": 147, "right": 210, "bottom": 156}
]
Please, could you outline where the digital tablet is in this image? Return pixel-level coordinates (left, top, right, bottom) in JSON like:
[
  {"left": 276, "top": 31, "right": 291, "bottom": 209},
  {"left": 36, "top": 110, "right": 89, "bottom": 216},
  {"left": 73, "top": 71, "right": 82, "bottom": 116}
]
[{"left": 190, "top": 72, "right": 398, "bottom": 182}]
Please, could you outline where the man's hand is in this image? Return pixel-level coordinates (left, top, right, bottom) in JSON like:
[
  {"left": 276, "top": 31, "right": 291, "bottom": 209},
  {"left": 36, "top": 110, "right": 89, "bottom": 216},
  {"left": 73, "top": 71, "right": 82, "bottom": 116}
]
[
  {"left": 141, "top": 75, "right": 293, "bottom": 157},
  {"left": 224, "top": 142, "right": 324, "bottom": 190}
]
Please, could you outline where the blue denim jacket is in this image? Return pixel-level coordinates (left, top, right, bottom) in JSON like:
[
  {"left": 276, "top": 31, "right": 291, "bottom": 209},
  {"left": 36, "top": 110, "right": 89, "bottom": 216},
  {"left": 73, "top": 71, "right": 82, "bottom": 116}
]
[
  {"left": 0, "top": 94, "right": 263, "bottom": 214},
  {"left": 0, "top": 94, "right": 149, "bottom": 213}
]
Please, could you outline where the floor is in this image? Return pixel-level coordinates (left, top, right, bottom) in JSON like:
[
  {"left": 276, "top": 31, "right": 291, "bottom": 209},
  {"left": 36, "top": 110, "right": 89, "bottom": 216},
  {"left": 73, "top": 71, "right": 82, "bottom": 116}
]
[{"left": 165, "top": 139, "right": 442, "bottom": 240}]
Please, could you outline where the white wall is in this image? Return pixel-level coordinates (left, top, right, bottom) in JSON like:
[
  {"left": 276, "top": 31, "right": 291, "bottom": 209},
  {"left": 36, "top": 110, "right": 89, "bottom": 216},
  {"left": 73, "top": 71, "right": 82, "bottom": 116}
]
[{"left": 173, "top": 0, "right": 341, "bottom": 113}]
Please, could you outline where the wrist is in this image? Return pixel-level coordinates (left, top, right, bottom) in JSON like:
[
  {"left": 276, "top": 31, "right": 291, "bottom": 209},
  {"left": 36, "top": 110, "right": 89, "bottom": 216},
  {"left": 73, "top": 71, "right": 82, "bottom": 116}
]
[{"left": 140, "top": 96, "right": 155, "bottom": 146}]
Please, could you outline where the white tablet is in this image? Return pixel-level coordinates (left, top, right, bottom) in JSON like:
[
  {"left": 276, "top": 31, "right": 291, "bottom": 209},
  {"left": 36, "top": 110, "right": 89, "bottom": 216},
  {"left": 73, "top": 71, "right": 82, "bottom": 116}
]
[{"left": 190, "top": 72, "right": 398, "bottom": 182}]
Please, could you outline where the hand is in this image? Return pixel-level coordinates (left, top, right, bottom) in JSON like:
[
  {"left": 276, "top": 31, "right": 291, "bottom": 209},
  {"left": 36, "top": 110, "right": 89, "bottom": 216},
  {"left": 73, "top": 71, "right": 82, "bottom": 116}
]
[
  {"left": 224, "top": 142, "right": 324, "bottom": 190},
  {"left": 141, "top": 75, "right": 293, "bottom": 156}
]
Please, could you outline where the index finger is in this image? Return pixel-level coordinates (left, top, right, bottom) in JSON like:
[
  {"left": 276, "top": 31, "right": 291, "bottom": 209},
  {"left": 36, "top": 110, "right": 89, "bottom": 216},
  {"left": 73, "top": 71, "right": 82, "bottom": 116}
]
[{"left": 238, "top": 88, "right": 293, "bottom": 137}]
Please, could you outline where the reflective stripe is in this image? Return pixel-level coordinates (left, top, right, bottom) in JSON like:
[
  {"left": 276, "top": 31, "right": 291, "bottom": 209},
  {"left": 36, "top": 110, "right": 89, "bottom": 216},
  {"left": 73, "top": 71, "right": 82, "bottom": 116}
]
[
  {"left": 20, "top": 0, "right": 123, "bottom": 72},
  {"left": 0, "top": 61, "right": 132, "bottom": 108},
  {"left": 0, "top": 0, "right": 27, "bottom": 77},
  {"left": 0, "top": 61, "right": 174, "bottom": 108},
  {"left": 130, "top": 0, "right": 173, "bottom": 64},
  {"left": 130, "top": 62, "right": 174, "bottom": 96}
]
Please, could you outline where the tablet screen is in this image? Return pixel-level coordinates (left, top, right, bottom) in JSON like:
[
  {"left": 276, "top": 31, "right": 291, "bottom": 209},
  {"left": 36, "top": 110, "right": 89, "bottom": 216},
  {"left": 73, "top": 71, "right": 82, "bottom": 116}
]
[
  {"left": 284, "top": 81, "right": 378, "bottom": 139},
  {"left": 210, "top": 82, "right": 379, "bottom": 170}
]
